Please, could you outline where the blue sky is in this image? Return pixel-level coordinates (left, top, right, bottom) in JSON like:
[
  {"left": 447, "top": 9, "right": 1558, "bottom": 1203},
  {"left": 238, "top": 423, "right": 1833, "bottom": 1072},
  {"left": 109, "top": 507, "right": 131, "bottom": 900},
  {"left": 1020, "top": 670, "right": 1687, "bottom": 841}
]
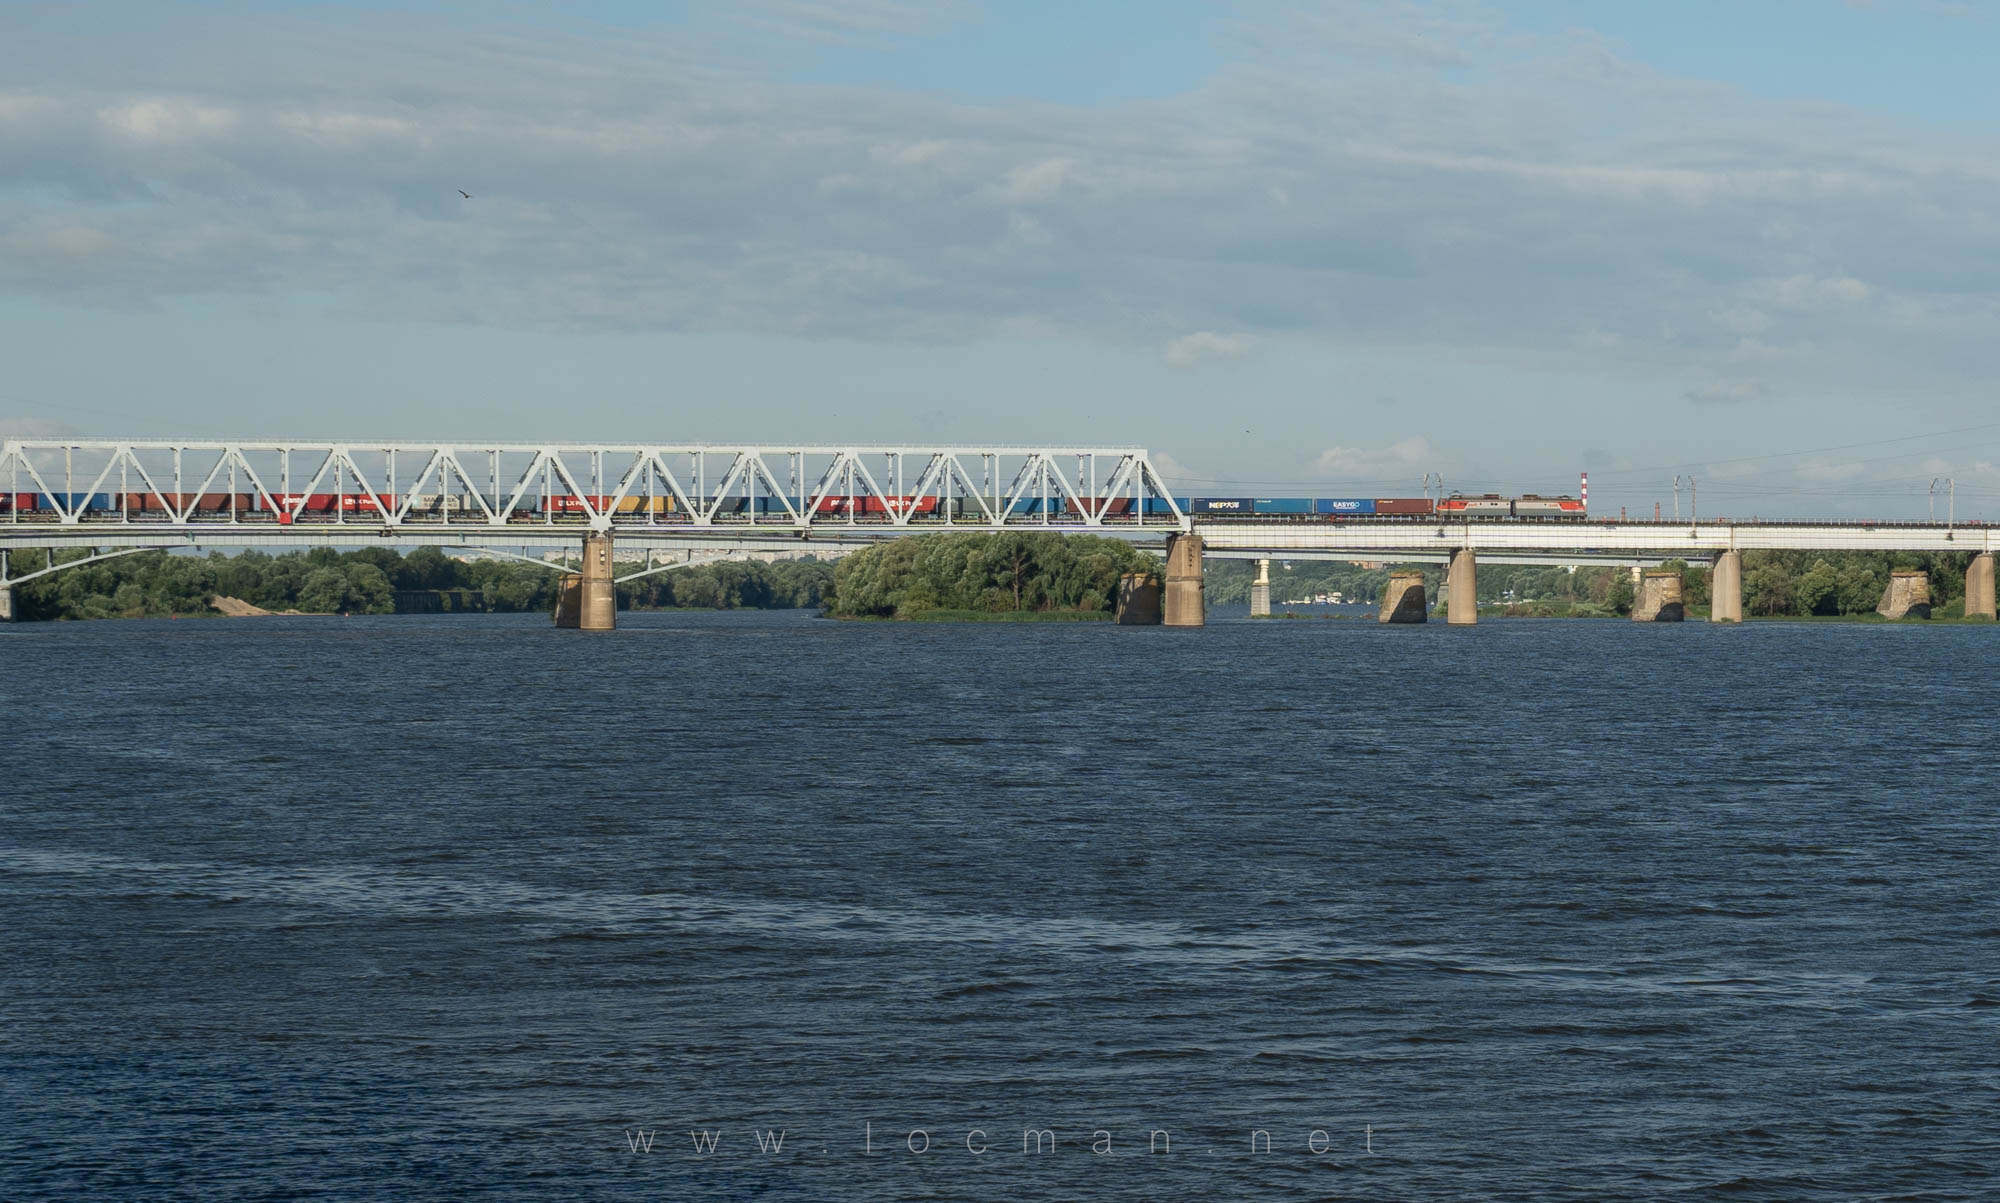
[
  {"left": 4, "top": 0, "right": 1999, "bottom": 517},
  {"left": 1516, "top": 1, "right": 2000, "bottom": 128}
]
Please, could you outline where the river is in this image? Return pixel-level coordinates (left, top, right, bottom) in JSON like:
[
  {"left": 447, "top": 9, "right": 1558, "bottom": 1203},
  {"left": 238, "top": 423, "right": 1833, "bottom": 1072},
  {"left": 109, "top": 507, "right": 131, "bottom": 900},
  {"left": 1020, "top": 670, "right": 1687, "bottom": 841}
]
[{"left": 3, "top": 610, "right": 1995, "bottom": 1199}]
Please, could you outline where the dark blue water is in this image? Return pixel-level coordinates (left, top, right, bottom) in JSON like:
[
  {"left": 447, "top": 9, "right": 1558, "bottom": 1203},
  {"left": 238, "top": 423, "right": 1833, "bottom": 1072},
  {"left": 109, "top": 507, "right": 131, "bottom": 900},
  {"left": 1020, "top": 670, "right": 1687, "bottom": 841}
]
[{"left": 4, "top": 610, "right": 1997, "bottom": 1200}]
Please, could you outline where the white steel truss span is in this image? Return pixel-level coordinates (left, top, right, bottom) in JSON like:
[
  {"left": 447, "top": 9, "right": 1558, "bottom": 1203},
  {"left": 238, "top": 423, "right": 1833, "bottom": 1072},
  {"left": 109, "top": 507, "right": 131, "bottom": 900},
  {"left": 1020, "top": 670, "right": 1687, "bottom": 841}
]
[{"left": 0, "top": 440, "right": 1186, "bottom": 536}]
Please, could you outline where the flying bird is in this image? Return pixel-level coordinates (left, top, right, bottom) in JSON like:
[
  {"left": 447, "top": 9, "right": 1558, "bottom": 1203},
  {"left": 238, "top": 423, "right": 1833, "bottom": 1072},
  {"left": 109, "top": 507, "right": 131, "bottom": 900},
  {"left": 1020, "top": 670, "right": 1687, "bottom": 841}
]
[{"left": 458, "top": 190, "right": 472, "bottom": 198}]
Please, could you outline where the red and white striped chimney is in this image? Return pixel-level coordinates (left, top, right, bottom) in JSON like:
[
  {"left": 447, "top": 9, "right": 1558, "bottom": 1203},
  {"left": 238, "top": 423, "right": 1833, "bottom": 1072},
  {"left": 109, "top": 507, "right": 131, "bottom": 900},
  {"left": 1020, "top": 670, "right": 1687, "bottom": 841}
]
[{"left": 1580, "top": 471, "right": 1588, "bottom": 511}]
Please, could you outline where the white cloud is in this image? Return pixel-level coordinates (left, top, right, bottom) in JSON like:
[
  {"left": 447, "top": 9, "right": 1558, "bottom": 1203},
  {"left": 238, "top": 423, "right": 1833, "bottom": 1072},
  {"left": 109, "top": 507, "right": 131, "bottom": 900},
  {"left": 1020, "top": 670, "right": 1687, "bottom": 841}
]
[
  {"left": 1313, "top": 436, "right": 1435, "bottom": 477},
  {"left": 1684, "top": 379, "right": 1771, "bottom": 406},
  {"left": 3, "top": 224, "right": 117, "bottom": 260},
  {"left": 880, "top": 139, "right": 952, "bottom": 166},
  {"left": 1701, "top": 460, "right": 1762, "bottom": 481},
  {"left": 737, "top": 0, "right": 976, "bottom": 46},
  {"left": 1146, "top": 449, "right": 1199, "bottom": 489},
  {"left": 97, "top": 98, "right": 233, "bottom": 140},
  {"left": 999, "top": 157, "right": 1074, "bottom": 205},
  {"left": 1795, "top": 459, "right": 1868, "bottom": 482},
  {"left": 0, "top": 416, "right": 83, "bottom": 439},
  {"left": 1761, "top": 274, "right": 1873, "bottom": 309},
  {"left": 1712, "top": 305, "right": 1772, "bottom": 335},
  {"left": 1163, "top": 331, "right": 1256, "bottom": 368}
]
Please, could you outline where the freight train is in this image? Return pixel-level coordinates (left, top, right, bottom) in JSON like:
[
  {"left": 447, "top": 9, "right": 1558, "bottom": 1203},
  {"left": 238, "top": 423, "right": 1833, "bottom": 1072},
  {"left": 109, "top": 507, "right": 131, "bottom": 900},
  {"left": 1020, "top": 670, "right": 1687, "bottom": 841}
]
[
  {"left": 1, "top": 490, "right": 1587, "bottom": 521},
  {"left": 1180, "top": 493, "right": 1587, "bottom": 520}
]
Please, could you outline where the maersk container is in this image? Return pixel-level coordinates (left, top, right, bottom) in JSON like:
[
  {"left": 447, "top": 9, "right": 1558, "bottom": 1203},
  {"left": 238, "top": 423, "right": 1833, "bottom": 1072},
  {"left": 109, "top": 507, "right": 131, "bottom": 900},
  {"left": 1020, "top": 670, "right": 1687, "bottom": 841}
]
[
  {"left": 1316, "top": 498, "right": 1377, "bottom": 515},
  {"left": 1252, "top": 498, "right": 1313, "bottom": 515},
  {"left": 1188, "top": 497, "right": 1254, "bottom": 513}
]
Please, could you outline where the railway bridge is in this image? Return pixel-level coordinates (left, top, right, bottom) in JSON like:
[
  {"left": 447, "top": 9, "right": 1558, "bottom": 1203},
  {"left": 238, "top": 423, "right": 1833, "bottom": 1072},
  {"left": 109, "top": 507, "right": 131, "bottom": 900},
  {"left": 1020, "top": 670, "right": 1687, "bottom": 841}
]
[{"left": 2, "top": 438, "right": 1994, "bottom": 627}]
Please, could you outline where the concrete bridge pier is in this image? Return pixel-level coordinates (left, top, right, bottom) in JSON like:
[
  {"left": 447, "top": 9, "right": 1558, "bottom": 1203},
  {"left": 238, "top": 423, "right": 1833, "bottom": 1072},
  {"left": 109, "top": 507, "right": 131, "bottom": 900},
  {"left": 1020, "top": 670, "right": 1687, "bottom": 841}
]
[
  {"left": 1966, "top": 553, "right": 1996, "bottom": 620},
  {"left": 1877, "top": 570, "right": 1931, "bottom": 619},
  {"left": 0, "top": 585, "right": 12, "bottom": 623},
  {"left": 580, "top": 532, "right": 617, "bottom": 630},
  {"left": 1163, "top": 534, "right": 1205, "bottom": 627},
  {"left": 1378, "top": 572, "right": 1428, "bottom": 623},
  {"left": 1633, "top": 570, "right": 1686, "bottom": 621},
  {"left": 1446, "top": 549, "right": 1477, "bottom": 625},
  {"left": 555, "top": 532, "right": 618, "bottom": 630},
  {"left": 1710, "top": 551, "right": 1743, "bottom": 623},
  {"left": 1250, "top": 558, "right": 1272, "bottom": 617}
]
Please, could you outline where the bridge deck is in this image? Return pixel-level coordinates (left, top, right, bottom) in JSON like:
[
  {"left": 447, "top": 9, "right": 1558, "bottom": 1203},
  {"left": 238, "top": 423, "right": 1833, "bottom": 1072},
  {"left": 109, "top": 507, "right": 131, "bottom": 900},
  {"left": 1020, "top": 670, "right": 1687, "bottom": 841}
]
[{"left": 1, "top": 518, "right": 1991, "bottom": 560}]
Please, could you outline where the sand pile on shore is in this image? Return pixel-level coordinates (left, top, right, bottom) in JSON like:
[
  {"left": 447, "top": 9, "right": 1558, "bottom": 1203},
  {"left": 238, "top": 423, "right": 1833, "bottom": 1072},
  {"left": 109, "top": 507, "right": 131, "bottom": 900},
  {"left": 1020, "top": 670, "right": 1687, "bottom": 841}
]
[{"left": 209, "top": 595, "right": 281, "bottom": 617}]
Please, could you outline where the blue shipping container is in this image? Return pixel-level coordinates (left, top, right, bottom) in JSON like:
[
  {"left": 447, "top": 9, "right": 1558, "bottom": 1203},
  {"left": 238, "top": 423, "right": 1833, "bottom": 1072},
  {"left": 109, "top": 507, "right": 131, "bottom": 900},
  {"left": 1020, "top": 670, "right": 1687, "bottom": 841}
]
[
  {"left": 1316, "top": 498, "right": 1377, "bottom": 515},
  {"left": 37, "top": 493, "right": 115, "bottom": 512},
  {"left": 1253, "top": 498, "right": 1313, "bottom": 514},
  {"left": 1188, "top": 497, "right": 1254, "bottom": 513}
]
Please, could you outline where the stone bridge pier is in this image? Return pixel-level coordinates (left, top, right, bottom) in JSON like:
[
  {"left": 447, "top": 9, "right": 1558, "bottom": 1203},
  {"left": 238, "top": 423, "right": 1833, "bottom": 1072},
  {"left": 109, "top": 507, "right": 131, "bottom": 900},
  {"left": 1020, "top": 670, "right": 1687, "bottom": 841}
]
[
  {"left": 1378, "top": 572, "right": 1428, "bottom": 623},
  {"left": 1115, "top": 573, "right": 1163, "bottom": 624},
  {"left": 1633, "top": 570, "right": 1686, "bottom": 621},
  {"left": 1878, "top": 570, "right": 1931, "bottom": 619},
  {"left": 1250, "top": 558, "right": 1272, "bottom": 618}
]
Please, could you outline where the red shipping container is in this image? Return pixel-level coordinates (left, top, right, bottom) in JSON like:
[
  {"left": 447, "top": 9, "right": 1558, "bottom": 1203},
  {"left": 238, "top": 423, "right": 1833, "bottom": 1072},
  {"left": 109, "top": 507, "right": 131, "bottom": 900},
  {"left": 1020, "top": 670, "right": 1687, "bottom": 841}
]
[{"left": 1372, "top": 498, "right": 1435, "bottom": 516}]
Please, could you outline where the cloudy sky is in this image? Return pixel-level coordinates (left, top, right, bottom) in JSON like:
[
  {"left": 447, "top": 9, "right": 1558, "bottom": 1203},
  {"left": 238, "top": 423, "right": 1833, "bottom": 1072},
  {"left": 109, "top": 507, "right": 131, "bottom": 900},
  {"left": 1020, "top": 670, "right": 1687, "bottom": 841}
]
[{"left": 4, "top": 0, "right": 1999, "bottom": 518}]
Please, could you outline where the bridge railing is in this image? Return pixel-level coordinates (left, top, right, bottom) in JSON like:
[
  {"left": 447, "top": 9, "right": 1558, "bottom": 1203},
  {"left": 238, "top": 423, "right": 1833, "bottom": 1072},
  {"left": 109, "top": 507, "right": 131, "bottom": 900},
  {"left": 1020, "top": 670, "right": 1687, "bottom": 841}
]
[{"left": 0, "top": 441, "right": 1188, "bottom": 534}]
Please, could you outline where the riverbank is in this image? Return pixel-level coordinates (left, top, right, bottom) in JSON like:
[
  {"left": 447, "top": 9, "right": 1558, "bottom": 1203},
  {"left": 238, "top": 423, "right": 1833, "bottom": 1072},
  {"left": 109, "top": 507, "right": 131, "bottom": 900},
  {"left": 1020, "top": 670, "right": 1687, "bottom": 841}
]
[{"left": 0, "top": 546, "right": 834, "bottom": 622}]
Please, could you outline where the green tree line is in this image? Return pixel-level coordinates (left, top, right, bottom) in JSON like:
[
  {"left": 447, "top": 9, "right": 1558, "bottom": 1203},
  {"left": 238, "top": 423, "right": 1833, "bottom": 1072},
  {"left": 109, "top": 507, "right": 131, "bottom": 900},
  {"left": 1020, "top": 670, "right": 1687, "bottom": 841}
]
[
  {"left": 11, "top": 542, "right": 1981, "bottom": 623},
  {"left": 827, "top": 532, "right": 1157, "bottom": 619},
  {"left": 1733, "top": 549, "right": 1980, "bottom": 617},
  {"left": 1, "top": 545, "right": 833, "bottom": 621}
]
